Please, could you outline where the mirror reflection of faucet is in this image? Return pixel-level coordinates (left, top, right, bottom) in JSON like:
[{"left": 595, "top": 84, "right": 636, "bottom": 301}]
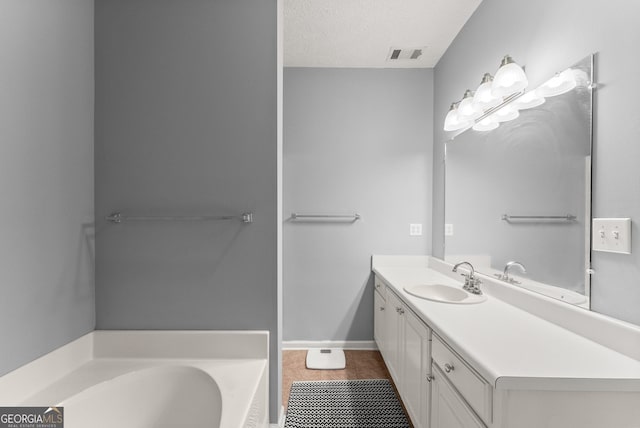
[
  {"left": 494, "top": 261, "right": 527, "bottom": 284},
  {"left": 452, "top": 261, "right": 483, "bottom": 295}
]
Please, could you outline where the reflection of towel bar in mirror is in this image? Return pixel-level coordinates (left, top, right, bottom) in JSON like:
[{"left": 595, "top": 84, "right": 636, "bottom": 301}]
[
  {"left": 501, "top": 214, "right": 576, "bottom": 222},
  {"left": 291, "top": 213, "right": 360, "bottom": 221},
  {"left": 106, "top": 212, "right": 254, "bottom": 224}
]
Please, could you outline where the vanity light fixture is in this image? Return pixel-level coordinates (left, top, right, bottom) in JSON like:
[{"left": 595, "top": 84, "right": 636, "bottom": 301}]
[
  {"left": 537, "top": 68, "right": 577, "bottom": 97},
  {"left": 472, "top": 73, "right": 502, "bottom": 110},
  {"left": 443, "top": 102, "right": 469, "bottom": 132},
  {"left": 443, "top": 54, "right": 529, "bottom": 132},
  {"left": 491, "top": 55, "right": 528, "bottom": 98}
]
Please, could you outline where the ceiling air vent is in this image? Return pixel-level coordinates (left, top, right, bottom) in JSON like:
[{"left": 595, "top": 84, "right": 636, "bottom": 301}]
[{"left": 387, "top": 47, "right": 425, "bottom": 61}]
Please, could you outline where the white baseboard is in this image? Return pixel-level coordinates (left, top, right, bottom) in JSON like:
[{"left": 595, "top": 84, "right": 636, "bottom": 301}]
[{"left": 282, "top": 340, "right": 378, "bottom": 350}]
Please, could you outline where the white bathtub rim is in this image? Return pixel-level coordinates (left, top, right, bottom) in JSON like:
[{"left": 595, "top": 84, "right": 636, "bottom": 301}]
[{"left": 92, "top": 330, "right": 269, "bottom": 360}]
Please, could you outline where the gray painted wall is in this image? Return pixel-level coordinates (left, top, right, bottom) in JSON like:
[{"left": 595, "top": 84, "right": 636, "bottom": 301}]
[
  {"left": 433, "top": 0, "right": 640, "bottom": 325},
  {"left": 284, "top": 68, "right": 433, "bottom": 341},
  {"left": 0, "top": 0, "right": 95, "bottom": 375},
  {"left": 94, "top": 0, "right": 279, "bottom": 420}
]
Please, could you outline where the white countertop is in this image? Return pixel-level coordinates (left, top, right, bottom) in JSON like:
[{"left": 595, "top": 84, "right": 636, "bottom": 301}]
[{"left": 373, "top": 262, "right": 640, "bottom": 391}]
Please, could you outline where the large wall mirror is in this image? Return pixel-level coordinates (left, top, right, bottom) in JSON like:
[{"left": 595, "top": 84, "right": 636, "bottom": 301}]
[{"left": 444, "top": 54, "right": 593, "bottom": 307}]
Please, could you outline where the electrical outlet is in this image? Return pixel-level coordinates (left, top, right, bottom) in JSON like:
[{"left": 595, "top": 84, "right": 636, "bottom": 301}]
[
  {"left": 592, "top": 218, "right": 631, "bottom": 254},
  {"left": 445, "top": 224, "right": 454, "bottom": 236},
  {"left": 409, "top": 224, "right": 422, "bottom": 236}
]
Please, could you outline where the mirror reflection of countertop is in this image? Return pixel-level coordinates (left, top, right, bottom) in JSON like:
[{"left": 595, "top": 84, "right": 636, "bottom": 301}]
[{"left": 372, "top": 255, "right": 640, "bottom": 391}]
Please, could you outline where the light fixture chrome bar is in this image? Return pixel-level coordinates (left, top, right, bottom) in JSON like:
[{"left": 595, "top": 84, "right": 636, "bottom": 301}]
[
  {"left": 501, "top": 214, "right": 576, "bottom": 221},
  {"left": 291, "top": 213, "right": 361, "bottom": 221},
  {"left": 475, "top": 91, "right": 523, "bottom": 123},
  {"left": 106, "top": 212, "right": 253, "bottom": 224}
]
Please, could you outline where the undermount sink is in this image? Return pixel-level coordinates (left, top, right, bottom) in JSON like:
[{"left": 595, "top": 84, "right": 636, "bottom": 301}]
[{"left": 403, "top": 284, "right": 487, "bottom": 304}]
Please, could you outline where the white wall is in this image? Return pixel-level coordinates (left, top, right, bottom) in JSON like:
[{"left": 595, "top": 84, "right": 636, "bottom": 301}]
[
  {"left": 433, "top": 0, "right": 640, "bottom": 325},
  {"left": 0, "top": 0, "right": 95, "bottom": 375},
  {"left": 284, "top": 68, "right": 433, "bottom": 341}
]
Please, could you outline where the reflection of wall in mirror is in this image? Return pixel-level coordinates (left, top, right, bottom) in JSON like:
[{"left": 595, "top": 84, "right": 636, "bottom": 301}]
[{"left": 445, "top": 83, "right": 591, "bottom": 295}]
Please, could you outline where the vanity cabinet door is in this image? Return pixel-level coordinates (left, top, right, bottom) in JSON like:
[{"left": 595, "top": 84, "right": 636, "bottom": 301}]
[
  {"left": 431, "top": 365, "right": 486, "bottom": 428},
  {"left": 374, "top": 288, "right": 386, "bottom": 354},
  {"left": 384, "top": 289, "right": 404, "bottom": 387},
  {"left": 401, "top": 308, "right": 431, "bottom": 428}
]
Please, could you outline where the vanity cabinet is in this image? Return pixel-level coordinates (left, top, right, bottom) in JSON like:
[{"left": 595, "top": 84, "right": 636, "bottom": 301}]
[
  {"left": 375, "top": 278, "right": 431, "bottom": 428},
  {"left": 375, "top": 275, "right": 489, "bottom": 428}
]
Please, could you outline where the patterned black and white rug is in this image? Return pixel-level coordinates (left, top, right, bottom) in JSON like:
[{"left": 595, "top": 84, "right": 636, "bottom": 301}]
[{"left": 284, "top": 379, "right": 410, "bottom": 428}]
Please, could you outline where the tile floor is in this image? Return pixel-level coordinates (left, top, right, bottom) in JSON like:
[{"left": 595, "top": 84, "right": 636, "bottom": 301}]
[{"left": 282, "top": 349, "right": 392, "bottom": 409}]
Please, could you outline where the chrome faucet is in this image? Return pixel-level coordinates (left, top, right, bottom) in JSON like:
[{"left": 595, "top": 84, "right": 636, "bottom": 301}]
[
  {"left": 452, "top": 261, "right": 482, "bottom": 295},
  {"left": 494, "top": 261, "right": 527, "bottom": 284}
]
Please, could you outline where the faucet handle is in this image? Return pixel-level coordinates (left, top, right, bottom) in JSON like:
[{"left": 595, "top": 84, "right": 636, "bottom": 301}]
[
  {"left": 465, "top": 276, "right": 483, "bottom": 295},
  {"left": 459, "top": 273, "right": 471, "bottom": 286}
]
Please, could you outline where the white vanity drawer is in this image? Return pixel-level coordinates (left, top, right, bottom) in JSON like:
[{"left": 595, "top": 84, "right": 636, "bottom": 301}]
[{"left": 431, "top": 334, "right": 492, "bottom": 423}]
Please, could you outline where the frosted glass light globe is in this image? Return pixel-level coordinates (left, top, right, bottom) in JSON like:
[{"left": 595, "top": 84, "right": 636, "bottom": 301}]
[
  {"left": 512, "top": 90, "right": 545, "bottom": 110},
  {"left": 443, "top": 102, "right": 469, "bottom": 131},
  {"left": 492, "top": 55, "right": 528, "bottom": 98},
  {"left": 493, "top": 104, "right": 520, "bottom": 123},
  {"left": 457, "top": 90, "right": 482, "bottom": 121},
  {"left": 472, "top": 73, "right": 502, "bottom": 110},
  {"left": 537, "top": 68, "right": 577, "bottom": 97}
]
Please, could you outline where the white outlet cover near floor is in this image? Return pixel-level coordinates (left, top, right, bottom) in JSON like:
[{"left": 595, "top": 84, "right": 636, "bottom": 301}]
[{"left": 306, "top": 348, "right": 346, "bottom": 369}]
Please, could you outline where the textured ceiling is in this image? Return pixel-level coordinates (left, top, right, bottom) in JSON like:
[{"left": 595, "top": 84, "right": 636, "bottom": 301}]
[{"left": 284, "top": 0, "right": 482, "bottom": 68}]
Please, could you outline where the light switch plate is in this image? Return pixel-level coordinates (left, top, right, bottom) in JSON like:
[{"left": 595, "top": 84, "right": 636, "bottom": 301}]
[
  {"left": 592, "top": 218, "right": 631, "bottom": 254},
  {"left": 444, "top": 224, "right": 454, "bottom": 236},
  {"left": 409, "top": 223, "right": 422, "bottom": 236}
]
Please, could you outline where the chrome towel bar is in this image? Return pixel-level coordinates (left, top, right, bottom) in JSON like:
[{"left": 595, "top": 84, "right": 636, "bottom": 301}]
[
  {"left": 501, "top": 214, "right": 576, "bottom": 222},
  {"left": 291, "top": 213, "right": 361, "bottom": 221},
  {"left": 106, "top": 212, "right": 253, "bottom": 224}
]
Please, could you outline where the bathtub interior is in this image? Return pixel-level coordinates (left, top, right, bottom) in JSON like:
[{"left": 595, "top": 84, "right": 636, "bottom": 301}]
[
  {"left": 20, "top": 358, "right": 267, "bottom": 428},
  {"left": 60, "top": 366, "right": 222, "bottom": 428}
]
